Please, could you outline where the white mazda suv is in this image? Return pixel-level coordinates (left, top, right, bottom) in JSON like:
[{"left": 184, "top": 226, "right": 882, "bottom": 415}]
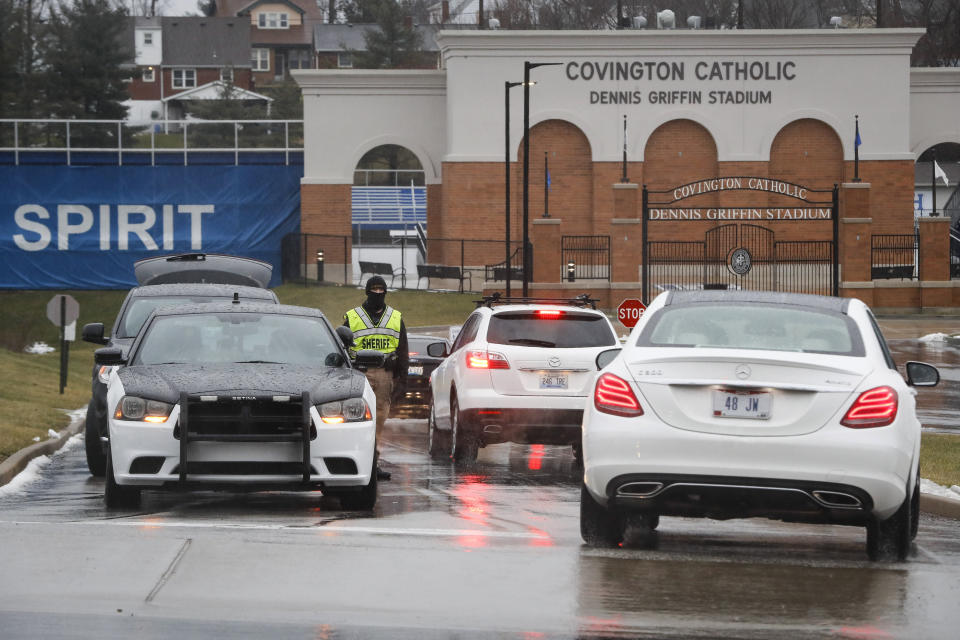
[
  {"left": 580, "top": 290, "right": 939, "bottom": 561},
  {"left": 427, "top": 296, "right": 619, "bottom": 463}
]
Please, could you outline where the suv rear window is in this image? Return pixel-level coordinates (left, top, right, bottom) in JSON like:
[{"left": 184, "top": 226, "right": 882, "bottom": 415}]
[
  {"left": 486, "top": 312, "right": 616, "bottom": 349},
  {"left": 119, "top": 296, "right": 231, "bottom": 338}
]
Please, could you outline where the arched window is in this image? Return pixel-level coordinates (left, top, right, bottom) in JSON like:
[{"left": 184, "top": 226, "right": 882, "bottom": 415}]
[{"left": 353, "top": 144, "right": 425, "bottom": 187}]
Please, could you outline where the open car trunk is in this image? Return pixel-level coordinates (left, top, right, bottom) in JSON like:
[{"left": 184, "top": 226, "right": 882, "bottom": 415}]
[{"left": 134, "top": 254, "right": 272, "bottom": 288}]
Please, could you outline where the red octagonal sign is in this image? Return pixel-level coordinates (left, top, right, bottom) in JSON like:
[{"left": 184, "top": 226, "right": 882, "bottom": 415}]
[{"left": 617, "top": 298, "right": 646, "bottom": 329}]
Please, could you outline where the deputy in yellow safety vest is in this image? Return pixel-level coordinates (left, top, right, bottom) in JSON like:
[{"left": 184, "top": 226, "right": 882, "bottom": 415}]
[{"left": 343, "top": 276, "right": 408, "bottom": 480}]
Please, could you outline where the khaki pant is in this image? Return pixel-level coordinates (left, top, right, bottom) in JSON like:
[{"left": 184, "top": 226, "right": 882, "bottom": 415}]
[{"left": 364, "top": 367, "right": 394, "bottom": 441}]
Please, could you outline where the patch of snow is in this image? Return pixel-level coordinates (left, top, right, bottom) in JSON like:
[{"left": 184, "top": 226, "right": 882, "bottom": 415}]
[
  {"left": 24, "top": 342, "right": 55, "bottom": 354},
  {"left": 0, "top": 434, "right": 82, "bottom": 497},
  {"left": 32, "top": 437, "right": 40, "bottom": 442},
  {"left": 0, "top": 455, "right": 51, "bottom": 496},
  {"left": 47, "top": 429, "right": 59, "bottom": 439},
  {"left": 920, "top": 478, "right": 960, "bottom": 502}
]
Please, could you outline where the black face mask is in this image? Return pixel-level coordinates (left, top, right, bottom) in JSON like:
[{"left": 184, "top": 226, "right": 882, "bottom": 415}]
[{"left": 365, "top": 292, "right": 386, "bottom": 310}]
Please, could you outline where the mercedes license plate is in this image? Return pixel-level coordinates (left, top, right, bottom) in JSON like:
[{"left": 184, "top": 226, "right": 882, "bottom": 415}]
[
  {"left": 408, "top": 365, "right": 424, "bottom": 376},
  {"left": 713, "top": 389, "right": 771, "bottom": 419},
  {"left": 540, "top": 374, "right": 568, "bottom": 390}
]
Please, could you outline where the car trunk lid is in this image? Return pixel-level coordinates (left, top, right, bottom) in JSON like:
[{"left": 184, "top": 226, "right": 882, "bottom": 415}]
[
  {"left": 626, "top": 349, "right": 870, "bottom": 436},
  {"left": 134, "top": 253, "right": 272, "bottom": 288}
]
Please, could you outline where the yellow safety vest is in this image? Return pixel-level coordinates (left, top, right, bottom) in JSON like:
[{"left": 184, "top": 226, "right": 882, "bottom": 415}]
[{"left": 344, "top": 306, "right": 402, "bottom": 356}]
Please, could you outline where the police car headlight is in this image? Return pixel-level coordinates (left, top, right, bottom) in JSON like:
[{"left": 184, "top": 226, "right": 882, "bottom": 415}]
[
  {"left": 318, "top": 398, "right": 371, "bottom": 424},
  {"left": 114, "top": 396, "right": 174, "bottom": 423}
]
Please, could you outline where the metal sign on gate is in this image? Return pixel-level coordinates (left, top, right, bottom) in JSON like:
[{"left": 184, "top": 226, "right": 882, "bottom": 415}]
[{"left": 641, "top": 177, "right": 839, "bottom": 303}]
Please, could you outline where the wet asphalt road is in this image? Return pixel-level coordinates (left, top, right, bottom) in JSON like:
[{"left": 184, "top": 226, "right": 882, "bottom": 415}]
[{"left": 2, "top": 418, "right": 960, "bottom": 640}]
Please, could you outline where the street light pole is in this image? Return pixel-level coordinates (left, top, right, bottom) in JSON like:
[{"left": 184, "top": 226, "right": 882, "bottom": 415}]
[
  {"left": 505, "top": 80, "right": 522, "bottom": 298},
  {"left": 522, "top": 61, "right": 561, "bottom": 297}
]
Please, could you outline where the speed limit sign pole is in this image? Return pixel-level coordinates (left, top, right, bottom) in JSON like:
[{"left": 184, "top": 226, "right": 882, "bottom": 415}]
[
  {"left": 617, "top": 298, "right": 646, "bottom": 329},
  {"left": 46, "top": 294, "right": 79, "bottom": 394}
]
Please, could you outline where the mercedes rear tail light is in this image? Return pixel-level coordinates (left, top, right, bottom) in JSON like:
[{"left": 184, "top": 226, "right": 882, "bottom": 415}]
[
  {"left": 466, "top": 350, "right": 510, "bottom": 369},
  {"left": 594, "top": 373, "right": 644, "bottom": 417},
  {"left": 841, "top": 386, "right": 898, "bottom": 428}
]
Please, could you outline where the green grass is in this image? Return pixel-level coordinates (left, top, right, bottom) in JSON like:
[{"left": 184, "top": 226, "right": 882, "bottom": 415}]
[
  {"left": 921, "top": 433, "right": 960, "bottom": 488},
  {"left": 1, "top": 286, "right": 958, "bottom": 490}
]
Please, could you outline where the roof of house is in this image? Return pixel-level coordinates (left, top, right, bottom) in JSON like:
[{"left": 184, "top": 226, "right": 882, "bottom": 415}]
[
  {"left": 161, "top": 80, "right": 273, "bottom": 103},
  {"left": 313, "top": 23, "right": 441, "bottom": 53},
  {"left": 161, "top": 17, "right": 252, "bottom": 67},
  {"left": 216, "top": 0, "right": 325, "bottom": 20}
]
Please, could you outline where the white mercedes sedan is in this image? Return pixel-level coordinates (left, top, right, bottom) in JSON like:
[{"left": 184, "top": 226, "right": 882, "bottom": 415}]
[{"left": 581, "top": 290, "right": 939, "bottom": 561}]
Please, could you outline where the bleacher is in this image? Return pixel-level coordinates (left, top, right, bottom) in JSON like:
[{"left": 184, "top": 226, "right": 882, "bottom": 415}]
[{"left": 352, "top": 186, "right": 427, "bottom": 225}]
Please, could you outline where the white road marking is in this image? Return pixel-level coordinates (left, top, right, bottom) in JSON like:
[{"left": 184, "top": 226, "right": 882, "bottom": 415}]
[{"left": 0, "top": 519, "right": 549, "bottom": 540}]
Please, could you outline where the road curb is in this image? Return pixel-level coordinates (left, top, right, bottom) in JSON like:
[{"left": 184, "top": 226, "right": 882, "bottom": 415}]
[
  {"left": 0, "top": 410, "right": 85, "bottom": 488},
  {"left": 920, "top": 493, "right": 960, "bottom": 519}
]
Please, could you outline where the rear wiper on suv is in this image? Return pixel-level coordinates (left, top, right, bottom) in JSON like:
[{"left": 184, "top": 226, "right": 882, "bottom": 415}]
[{"left": 508, "top": 338, "right": 556, "bottom": 347}]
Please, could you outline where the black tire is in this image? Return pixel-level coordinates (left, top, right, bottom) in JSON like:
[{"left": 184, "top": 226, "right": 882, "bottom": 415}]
[
  {"left": 104, "top": 451, "right": 141, "bottom": 509},
  {"left": 866, "top": 491, "right": 911, "bottom": 562},
  {"left": 84, "top": 402, "right": 106, "bottom": 477},
  {"left": 450, "top": 396, "right": 478, "bottom": 463},
  {"left": 580, "top": 482, "right": 622, "bottom": 547},
  {"left": 572, "top": 440, "right": 583, "bottom": 468},
  {"left": 339, "top": 465, "right": 378, "bottom": 511},
  {"left": 427, "top": 400, "right": 450, "bottom": 460},
  {"left": 910, "top": 473, "right": 920, "bottom": 541}
]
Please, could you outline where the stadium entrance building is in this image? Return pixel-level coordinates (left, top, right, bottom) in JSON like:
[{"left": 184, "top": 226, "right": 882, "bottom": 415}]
[{"left": 294, "top": 28, "right": 960, "bottom": 311}]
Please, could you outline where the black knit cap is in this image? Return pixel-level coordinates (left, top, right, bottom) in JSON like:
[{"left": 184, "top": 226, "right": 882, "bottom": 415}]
[{"left": 365, "top": 275, "right": 387, "bottom": 294}]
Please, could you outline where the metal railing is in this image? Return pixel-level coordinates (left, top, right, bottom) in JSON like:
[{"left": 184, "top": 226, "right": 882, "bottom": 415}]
[
  {"left": 0, "top": 118, "right": 304, "bottom": 166},
  {"left": 561, "top": 235, "right": 611, "bottom": 281},
  {"left": 871, "top": 234, "right": 918, "bottom": 280}
]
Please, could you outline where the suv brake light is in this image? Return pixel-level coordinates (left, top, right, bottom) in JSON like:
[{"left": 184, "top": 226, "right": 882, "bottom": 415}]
[
  {"left": 841, "top": 386, "right": 898, "bottom": 428},
  {"left": 467, "top": 350, "right": 510, "bottom": 369},
  {"left": 594, "top": 373, "right": 643, "bottom": 417},
  {"left": 536, "top": 310, "right": 563, "bottom": 318}
]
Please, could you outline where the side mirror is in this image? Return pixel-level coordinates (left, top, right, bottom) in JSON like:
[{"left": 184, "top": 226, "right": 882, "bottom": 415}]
[
  {"left": 353, "top": 349, "right": 386, "bottom": 371},
  {"left": 82, "top": 322, "right": 109, "bottom": 345},
  {"left": 94, "top": 347, "right": 126, "bottom": 366},
  {"left": 596, "top": 348, "right": 622, "bottom": 370},
  {"left": 426, "top": 341, "right": 449, "bottom": 358},
  {"left": 906, "top": 361, "right": 939, "bottom": 387},
  {"left": 335, "top": 325, "right": 354, "bottom": 349}
]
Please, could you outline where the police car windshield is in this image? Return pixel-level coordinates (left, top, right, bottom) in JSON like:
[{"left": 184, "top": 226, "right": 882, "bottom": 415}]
[
  {"left": 486, "top": 312, "right": 616, "bottom": 349},
  {"left": 133, "top": 313, "right": 340, "bottom": 366}
]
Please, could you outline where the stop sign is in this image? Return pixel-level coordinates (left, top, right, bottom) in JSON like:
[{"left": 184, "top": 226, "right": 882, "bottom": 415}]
[{"left": 617, "top": 298, "right": 646, "bottom": 328}]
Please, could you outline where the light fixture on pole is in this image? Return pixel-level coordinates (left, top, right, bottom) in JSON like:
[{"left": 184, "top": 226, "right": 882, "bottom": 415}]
[
  {"left": 522, "top": 60, "right": 561, "bottom": 297},
  {"left": 505, "top": 80, "right": 523, "bottom": 298}
]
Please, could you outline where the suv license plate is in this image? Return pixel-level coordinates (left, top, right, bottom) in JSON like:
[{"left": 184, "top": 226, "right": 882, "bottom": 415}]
[
  {"left": 540, "top": 374, "right": 568, "bottom": 390},
  {"left": 408, "top": 365, "right": 424, "bottom": 376},
  {"left": 713, "top": 390, "right": 771, "bottom": 419}
]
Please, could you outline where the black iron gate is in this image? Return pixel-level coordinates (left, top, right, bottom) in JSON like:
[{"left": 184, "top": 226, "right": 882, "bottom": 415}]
[{"left": 642, "top": 178, "right": 838, "bottom": 302}]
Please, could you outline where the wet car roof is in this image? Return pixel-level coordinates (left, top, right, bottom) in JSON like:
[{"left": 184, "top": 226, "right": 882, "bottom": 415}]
[
  {"left": 666, "top": 290, "right": 852, "bottom": 313},
  {"left": 148, "top": 302, "right": 324, "bottom": 318},
  {"left": 129, "top": 283, "right": 277, "bottom": 299}
]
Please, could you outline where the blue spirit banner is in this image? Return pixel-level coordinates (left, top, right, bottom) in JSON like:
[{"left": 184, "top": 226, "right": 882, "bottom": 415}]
[{"left": 1, "top": 164, "right": 301, "bottom": 289}]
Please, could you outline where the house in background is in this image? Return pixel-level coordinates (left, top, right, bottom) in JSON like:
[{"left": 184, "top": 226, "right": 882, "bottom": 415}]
[
  {"left": 214, "top": 0, "right": 323, "bottom": 86},
  {"left": 312, "top": 22, "right": 442, "bottom": 70},
  {"left": 125, "top": 16, "right": 267, "bottom": 123}
]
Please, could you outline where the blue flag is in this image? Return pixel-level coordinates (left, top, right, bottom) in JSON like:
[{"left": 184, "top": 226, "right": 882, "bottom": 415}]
[
  {"left": 547, "top": 169, "right": 551, "bottom": 189},
  {"left": 855, "top": 127, "right": 861, "bottom": 147}
]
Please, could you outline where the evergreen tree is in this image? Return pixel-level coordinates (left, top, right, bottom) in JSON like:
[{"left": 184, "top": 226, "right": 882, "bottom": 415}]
[
  {"left": 41, "top": 0, "right": 132, "bottom": 121},
  {"left": 352, "top": 0, "right": 424, "bottom": 69}
]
